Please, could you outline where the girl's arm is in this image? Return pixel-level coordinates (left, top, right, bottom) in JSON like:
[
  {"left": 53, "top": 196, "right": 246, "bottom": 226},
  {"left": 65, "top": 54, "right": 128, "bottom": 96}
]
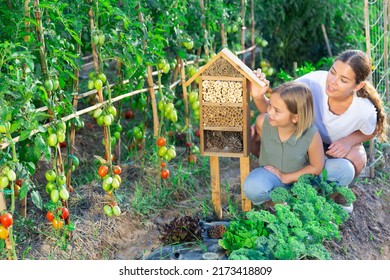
[
  {"left": 250, "top": 69, "right": 270, "bottom": 113},
  {"left": 265, "top": 131, "right": 325, "bottom": 184}
]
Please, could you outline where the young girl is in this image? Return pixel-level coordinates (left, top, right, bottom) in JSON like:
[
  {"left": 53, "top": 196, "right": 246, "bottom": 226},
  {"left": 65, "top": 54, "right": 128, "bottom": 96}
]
[{"left": 244, "top": 81, "right": 324, "bottom": 206}]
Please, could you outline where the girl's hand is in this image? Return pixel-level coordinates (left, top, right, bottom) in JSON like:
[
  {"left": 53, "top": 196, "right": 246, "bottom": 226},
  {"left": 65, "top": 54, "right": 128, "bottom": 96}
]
[
  {"left": 326, "top": 139, "right": 352, "bottom": 158},
  {"left": 250, "top": 68, "right": 270, "bottom": 100},
  {"left": 264, "top": 165, "right": 286, "bottom": 184}
]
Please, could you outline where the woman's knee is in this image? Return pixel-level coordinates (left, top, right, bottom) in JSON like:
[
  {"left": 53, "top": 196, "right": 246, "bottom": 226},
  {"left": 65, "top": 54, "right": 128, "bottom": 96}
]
[{"left": 345, "top": 144, "right": 367, "bottom": 177}]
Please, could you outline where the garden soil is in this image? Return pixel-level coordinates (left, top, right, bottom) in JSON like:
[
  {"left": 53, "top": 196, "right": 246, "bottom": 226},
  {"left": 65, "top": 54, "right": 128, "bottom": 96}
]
[{"left": 20, "top": 116, "right": 390, "bottom": 261}]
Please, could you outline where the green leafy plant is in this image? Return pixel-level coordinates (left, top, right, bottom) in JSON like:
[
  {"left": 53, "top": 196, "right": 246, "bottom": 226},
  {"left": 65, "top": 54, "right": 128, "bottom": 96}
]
[{"left": 219, "top": 173, "right": 357, "bottom": 260}]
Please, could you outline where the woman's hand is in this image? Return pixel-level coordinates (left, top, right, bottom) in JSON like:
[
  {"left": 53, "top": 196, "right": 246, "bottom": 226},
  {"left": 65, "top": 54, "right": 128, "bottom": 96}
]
[
  {"left": 264, "top": 165, "right": 287, "bottom": 184},
  {"left": 326, "top": 138, "right": 353, "bottom": 158},
  {"left": 250, "top": 68, "right": 270, "bottom": 100}
]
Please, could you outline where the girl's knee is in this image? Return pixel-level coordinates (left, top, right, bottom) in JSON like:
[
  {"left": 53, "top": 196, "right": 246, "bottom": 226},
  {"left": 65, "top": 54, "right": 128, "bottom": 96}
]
[
  {"left": 345, "top": 144, "right": 367, "bottom": 177},
  {"left": 325, "top": 159, "right": 355, "bottom": 186}
]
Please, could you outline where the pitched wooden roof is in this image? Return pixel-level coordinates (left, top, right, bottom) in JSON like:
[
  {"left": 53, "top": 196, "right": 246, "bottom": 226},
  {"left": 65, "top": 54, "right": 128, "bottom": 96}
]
[{"left": 184, "top": 47, "right": 266, "bottom": 87}]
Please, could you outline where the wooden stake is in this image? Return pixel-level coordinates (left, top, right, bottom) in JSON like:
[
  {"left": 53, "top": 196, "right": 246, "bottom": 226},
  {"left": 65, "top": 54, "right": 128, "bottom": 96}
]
[
  {"left": 240, "top": 157, "right": 251, "bottom": 211},
  {"left": 210, "top": 156, "right": 222, "bottom": 219}
]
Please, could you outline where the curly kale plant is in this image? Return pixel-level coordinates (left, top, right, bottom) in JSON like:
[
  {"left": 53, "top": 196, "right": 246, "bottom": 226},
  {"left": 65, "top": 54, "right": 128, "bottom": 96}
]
[{"left": 222, "top": 173, "right": 357, "bottom": 260}]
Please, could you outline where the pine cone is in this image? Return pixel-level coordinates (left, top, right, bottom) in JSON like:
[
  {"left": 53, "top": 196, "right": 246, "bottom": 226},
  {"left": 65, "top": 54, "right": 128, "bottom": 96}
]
[{"left": 207, "top": 224, "right": 226, "bottom": 239}]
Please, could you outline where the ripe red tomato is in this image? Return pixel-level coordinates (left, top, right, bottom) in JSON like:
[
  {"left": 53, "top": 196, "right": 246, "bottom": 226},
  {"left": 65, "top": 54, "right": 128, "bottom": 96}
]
[
  {"left": 161, "top": 162, "right": 166, "bottom": 168},
  {"left": 60, "top": 207, "right": 69, "bottom": 220},
  {"left": 59, "top": 141, "right": 67, "bottom": 148},
  {"left": 0, "top": 212, "right": 13, "bottom": 228},
  {"left": 98, "top": 165, "right": 109, "bottom": 178},
  {"left": 161, "top": 169, "right": 170, "bottom": 179},
  {"left": 157, "top": 137, "right": 167, "bottom": 147},
  {"left": 113, "top": 165, "right": 122, "bottom": 175},
  {"left": 123, "top": 110, "right": 134, "bottom": 120},
  {"left": 195, "top": 129, "right": 201, "bottom": 138},
  {"left": 46, "top": 211, "right": 54, "bottom": 222}
]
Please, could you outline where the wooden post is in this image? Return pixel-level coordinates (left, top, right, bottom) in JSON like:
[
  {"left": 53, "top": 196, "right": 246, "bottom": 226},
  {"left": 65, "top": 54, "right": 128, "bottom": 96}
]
[
  {"left": 0, "top": 194, "right": 6, "bottom": 212},
  {"left": 240, "top": 156, "right": 251, "bottom": 211},
  {"left": 250, "top": 0, "right": 256, "bottom": 69},
  {"left": 210, "top": 156, "right": 222, "bottom": 219}
]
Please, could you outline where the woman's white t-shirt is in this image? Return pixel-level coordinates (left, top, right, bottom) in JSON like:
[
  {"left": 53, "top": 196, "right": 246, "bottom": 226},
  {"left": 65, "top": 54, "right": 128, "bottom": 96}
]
[{"left": 297, "top": 71, "right": 377, "bottom": 144}]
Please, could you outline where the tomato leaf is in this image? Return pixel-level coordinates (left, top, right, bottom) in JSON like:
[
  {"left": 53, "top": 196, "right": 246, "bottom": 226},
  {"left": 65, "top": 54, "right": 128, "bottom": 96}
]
[{"left": 30, "top": 189, "right": 43, "bottom": 210}]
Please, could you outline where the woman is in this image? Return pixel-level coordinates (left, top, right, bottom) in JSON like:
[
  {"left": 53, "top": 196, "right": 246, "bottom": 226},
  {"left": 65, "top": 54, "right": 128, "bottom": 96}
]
[{"left": 251, "top": 50, "right": 388, "bottom": 189}]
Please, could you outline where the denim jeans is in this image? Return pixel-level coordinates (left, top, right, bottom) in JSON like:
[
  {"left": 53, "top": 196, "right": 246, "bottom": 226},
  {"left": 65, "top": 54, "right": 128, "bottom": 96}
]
[
  {"left": 243, "top": 167, "right": 289, "bottom": 205},
  {"left": 323, "top": 157, "right": 355, "bottom": 186}
]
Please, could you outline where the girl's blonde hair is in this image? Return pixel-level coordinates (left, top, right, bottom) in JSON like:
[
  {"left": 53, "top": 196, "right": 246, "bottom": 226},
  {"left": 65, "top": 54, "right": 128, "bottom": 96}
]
[
  {"left": 336, "top": 50, "right": 388, "bottom": 142},
  {"left": 272, "top": 81, "right": 314, "bottom": 139}
]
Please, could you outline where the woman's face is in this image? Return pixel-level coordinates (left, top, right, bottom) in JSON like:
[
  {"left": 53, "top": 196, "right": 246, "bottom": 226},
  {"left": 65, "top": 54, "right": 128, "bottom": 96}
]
[{"left": 326, "top": 60, "right": 362, "bottom": 99}]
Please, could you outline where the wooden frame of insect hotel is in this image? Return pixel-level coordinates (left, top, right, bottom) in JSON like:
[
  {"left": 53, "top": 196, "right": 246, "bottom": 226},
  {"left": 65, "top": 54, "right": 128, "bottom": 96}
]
[{"left": 185, "top": 48, "right": 266, "bottom": 219}]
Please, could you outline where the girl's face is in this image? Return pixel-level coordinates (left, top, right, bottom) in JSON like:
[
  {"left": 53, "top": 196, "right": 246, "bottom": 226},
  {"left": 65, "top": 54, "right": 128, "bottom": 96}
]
[
  {"left": 326, "top": 60, "right": 364, "bottom": 99},
  {"left": 267, "top": 93, "right": 298, "bottom": 128}
]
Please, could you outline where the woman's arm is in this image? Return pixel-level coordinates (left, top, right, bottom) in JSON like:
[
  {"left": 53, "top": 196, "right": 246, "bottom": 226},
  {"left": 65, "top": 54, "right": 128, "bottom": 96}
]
[
  {"left": 326, "top": 130, "right": 375, "bottom": 158},
  {"left": 265, "top": 131, "right": 325, "bottom": 184}
]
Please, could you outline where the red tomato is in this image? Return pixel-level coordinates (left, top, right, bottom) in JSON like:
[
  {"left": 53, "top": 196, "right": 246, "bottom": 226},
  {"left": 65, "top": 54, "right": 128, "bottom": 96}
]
[
  {"left": 60, "top": 207, "right": 69, "bottom": 220},
  {"left": 161, "top": 169, "right": 170, "bottom": 179},
  {"left": 161, "top": 162, "right": 166, "bottom": 168},
  {"left": 123, "top": 110, "right": 134, "bottom": 119},
  {"left": 157, "top": 137, "right": 167, "bottom": 147},
  {"left": 0, "top": 212, "right": 13, "bottom": 228},
  {"left": 98, "top": 165, "right": 109, "bottom": 178},
  {"left": 113, "top": 165, "right": 122, "bottom": 175},
  {"left": 46, "top": 211, "right": 54, "bottom": 222}
]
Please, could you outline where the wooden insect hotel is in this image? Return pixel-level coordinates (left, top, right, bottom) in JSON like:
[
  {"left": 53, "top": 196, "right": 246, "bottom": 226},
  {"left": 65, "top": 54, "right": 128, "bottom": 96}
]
[{"left": 185, "top": 48, "right": 266, "bottom": 219}]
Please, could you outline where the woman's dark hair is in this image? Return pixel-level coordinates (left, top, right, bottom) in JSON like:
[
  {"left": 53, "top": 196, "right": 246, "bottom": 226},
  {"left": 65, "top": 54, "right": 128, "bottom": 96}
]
[{"left": 336, "top": 50, "right": 388, "bottom": 142}]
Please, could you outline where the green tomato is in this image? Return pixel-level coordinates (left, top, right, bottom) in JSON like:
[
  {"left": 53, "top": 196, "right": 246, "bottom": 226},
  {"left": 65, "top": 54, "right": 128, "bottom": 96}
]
[
  {"left": 134, "top": 131, "right": 143, "bottom": 140},
  {"left": 0, "top": 176, "right": 9, "bottom": 189},
  {"left": 103, "top": 205, "right": 113, "bottom": 216},
  {"left": 94, "top": 79, "right": 103, "bottom": 91},
  {"left": 50, "top": 189, "right": 60, "bottom": 203},
  {"left": 57, "top": 131, "right": 66, "bottom": 143},
  {"left": 59, "top": 188, "right": 69, "bottom": 201},
  {"left": 107, "top": 105, "right": 117, "bottom": 117},
  {"left": 45, "top": 169, "right": 57, "bottom": 182},
  {"left": 88, "top": 79, "right": 95, "bottom": 90},
  {"left": 92, "top": 34, "right": 99, "bottom": 45},
  {"left": 111, "top": 177, "right": 120, "bottom": 189},
  {"left": 48, "top": 133, "right": 58, "bottom": 147},
  {"left": 103, "top": 115, "right": 112, "bottom": 126},
  {"left": 93, "top": 108, "right": 103, "bottom": 119},
  {"left": 6, "top": 169, "right": 16, "bottom": 182},
  {"left": 169, "top": 110, "right": 178, "bottom": 123},
  {"left": 97, "top": 115, "right": 105, "bottom": 126},
  {"left": 44, "top": 79, "right": 54, "bottom": 91},
  {"left": 98, "top": 34, "right": 105, "bottom": 46},
  {"left": 98, "top": 73, "right": 107, "bottom": 83},
  {"left": 192, "top": 100, "right": 200, "bottom": 110},
  {"left": 167, "top": 148, "right": 176, "bottom": 159},
  {"left": 158, "top": 146, "right": 168, "bottom": 157},
  {"left": 113, "top": 131, "right": 121, "bottom": 140},
  {"left": 56, "top": 174, "right": 66, "bottom": 185},
  {"left": 188, "top": 91, "right": 198, "bottom": 104},
  {"left": 45, "top": 182, "right": 57, "bottom": 194},
  {"left": 112, "top": 205, "right": 121, "bottom": 216}
]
